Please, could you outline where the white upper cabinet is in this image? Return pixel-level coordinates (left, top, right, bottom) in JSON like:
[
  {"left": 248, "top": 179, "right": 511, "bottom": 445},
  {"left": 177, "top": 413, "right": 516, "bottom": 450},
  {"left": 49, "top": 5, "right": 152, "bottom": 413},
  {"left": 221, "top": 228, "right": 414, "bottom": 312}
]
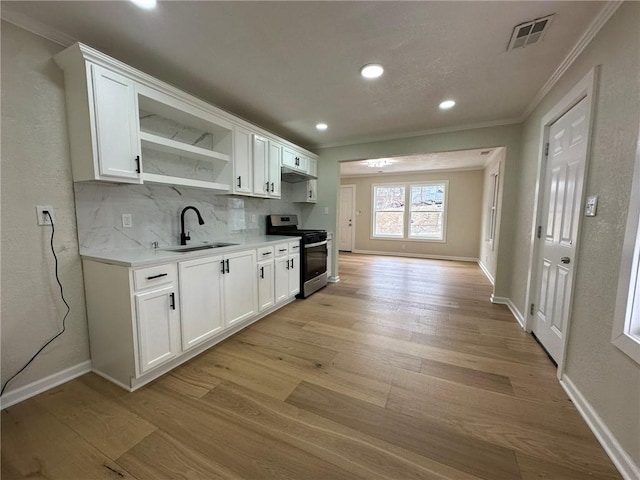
[
  {"left": 91, "top": 65, "right": 141, "bottom": 181},
  {"left": 232, "top": 126, "right": 253, "bottom": 195},
  {"left": 268, "top": 141, "right": 282, "bottom": 198},
  {"left": 55, "top": 43, "right": 317, "bottom": 193},
  {"left": 282, "top": 146, "right": 307, "bottom": 172},
  {"left": 252, "top": 134, "right": 282, "bottom": 199},
  {"left": 252, "top": 133, "right": 270, "bottom": 197},
  {"left": 292, "top": 158, "right": 318, "bottom": 203}
]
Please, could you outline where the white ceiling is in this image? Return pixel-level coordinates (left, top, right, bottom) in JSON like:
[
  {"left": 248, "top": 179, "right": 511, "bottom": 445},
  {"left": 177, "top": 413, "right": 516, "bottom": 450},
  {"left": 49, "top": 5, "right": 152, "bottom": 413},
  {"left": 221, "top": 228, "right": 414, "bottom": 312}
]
[
  {"left": 340, "top": 148, "right": 503, "bottom": 177},
  {"left": 2, "top": 1, "right": 606, "bottom": 149}
]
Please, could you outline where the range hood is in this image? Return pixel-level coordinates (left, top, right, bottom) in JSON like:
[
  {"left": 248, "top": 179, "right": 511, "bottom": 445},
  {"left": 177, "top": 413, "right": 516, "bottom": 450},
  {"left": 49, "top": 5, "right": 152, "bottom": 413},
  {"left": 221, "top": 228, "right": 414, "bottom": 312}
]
[{"left": 281, "top": 166, "right": 317, "bottom": 183}]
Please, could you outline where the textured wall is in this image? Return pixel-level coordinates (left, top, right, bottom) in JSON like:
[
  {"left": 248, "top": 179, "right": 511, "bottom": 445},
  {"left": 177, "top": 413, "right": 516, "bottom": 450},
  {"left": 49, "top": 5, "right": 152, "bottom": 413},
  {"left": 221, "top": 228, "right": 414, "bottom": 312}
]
[
  {"left": 311, "top": 124, "right": 522, "bottom": 297},
  {"left": 478, "top": 151, "right": 505, "bottom": 283},
  {"left": 508, "top": 3, "right": 640, "bottom": 464},
  {"left": 1, "top": 22, "right": 90, "bottom": 392},
  {"left": 340, "top": 169, "right": 483, "bottom": 259}
]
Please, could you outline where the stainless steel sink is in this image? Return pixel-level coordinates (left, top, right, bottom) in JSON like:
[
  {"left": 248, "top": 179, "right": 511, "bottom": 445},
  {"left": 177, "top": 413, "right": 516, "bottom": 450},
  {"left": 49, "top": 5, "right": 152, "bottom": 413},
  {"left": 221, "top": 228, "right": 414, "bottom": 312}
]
[{"left": 162, "top": 242, "right": 238, "bottom": 253}]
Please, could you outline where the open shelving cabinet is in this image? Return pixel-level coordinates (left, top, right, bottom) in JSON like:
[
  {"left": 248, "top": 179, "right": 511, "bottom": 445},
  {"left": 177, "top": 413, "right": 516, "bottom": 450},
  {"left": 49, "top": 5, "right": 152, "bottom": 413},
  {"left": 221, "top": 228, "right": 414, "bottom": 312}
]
[{"left": 136, "top": 84, "right": 233, "bottom": 192}]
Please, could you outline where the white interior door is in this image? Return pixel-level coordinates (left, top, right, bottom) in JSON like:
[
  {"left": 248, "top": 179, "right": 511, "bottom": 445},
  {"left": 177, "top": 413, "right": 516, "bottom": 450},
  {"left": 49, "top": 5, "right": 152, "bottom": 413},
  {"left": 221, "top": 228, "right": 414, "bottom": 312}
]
[
  {"left": 339, "top": 185, "right": 355, "bottom": 251},
  {"left": 532, "top": 97, "right": 589, "bottom": 362}
]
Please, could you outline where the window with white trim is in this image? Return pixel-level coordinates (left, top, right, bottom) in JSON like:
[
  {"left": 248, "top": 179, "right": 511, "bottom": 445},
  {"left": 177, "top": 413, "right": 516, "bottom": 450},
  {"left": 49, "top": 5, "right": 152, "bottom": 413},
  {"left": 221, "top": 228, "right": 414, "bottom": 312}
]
[
  {"left": 612, "top": 146, "right": 640, "bottom": 364},
  {"left": 487, "top": 171, "right": 499, "bottom": 249},
  {"left": 372, "top": 182, "right": 447, "bottom": 241}
]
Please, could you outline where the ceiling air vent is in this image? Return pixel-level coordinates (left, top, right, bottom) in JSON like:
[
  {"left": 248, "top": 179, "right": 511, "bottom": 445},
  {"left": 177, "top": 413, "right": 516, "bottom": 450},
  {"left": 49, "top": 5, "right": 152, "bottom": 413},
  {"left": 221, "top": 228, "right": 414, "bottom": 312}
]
[{"left": 507, "top": 14, "right": 555, "bottom": 51}]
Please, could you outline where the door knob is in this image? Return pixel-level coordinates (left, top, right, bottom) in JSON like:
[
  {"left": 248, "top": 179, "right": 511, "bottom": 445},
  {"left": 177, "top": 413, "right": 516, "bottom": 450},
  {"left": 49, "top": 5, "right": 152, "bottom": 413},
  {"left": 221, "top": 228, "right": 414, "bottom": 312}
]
[{"left": 561, "top": 257, "right": 571, "bottom": 264}]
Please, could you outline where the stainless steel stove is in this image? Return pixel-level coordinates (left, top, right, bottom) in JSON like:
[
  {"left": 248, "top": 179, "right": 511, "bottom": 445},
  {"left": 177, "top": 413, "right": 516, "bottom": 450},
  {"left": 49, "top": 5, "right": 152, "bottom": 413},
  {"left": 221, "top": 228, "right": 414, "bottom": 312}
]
[{"left": 267, "top": 215, "right": 328, "bottom": 298}]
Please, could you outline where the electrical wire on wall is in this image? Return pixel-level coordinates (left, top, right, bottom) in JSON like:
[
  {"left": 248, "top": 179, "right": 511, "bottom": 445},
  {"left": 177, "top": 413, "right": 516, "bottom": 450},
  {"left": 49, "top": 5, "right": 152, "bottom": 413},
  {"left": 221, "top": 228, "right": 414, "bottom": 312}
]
[{"left": 1, "top": 211, "right": 71, "bottom": 396}]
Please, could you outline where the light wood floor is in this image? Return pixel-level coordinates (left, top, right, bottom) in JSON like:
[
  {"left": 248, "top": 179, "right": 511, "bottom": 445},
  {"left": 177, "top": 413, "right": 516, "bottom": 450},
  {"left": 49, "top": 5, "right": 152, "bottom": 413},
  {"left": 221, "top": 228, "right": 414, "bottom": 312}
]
[{"left": 2, "top": 253, "right": 621, "bottom": 479}]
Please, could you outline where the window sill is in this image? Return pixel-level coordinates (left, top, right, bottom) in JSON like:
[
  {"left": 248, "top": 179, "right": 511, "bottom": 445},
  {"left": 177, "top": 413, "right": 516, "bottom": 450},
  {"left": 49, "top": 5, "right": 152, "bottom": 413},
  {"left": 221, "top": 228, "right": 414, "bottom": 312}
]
[
  {"left": 612, "top": 332, "right": 640, "bottom": 365},
  {"left": 370, "top": 235, "right": 446, "bottom": 244}
]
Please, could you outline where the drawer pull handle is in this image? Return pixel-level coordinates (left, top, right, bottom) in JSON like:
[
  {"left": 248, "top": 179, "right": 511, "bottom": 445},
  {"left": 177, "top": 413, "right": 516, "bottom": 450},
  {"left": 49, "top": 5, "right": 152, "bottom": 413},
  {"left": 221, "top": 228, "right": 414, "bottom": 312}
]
[
  {"left": 146, "top": 273, "right": 168, "bottom": 280},
  {"left": 262, "top": 252, "right": 272, "bottom": 256},
  {"left": 279, "top": 248, "right": 287, "bottom": 252}
]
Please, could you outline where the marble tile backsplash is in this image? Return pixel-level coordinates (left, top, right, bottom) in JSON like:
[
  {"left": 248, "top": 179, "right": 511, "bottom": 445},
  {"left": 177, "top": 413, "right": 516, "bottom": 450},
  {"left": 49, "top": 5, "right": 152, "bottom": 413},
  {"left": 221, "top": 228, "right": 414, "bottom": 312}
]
[{"left": 74, "top": 182, "right": 303, "bottom": 253}]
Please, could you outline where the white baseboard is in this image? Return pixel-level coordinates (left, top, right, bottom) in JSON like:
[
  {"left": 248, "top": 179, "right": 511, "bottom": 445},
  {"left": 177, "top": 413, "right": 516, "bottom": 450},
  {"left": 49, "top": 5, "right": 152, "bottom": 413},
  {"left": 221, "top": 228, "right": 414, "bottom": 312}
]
[
  {"left": 0, "top": 360, "right": 92, "bottom": 409},
  {"left": 490, "top": 295, "right": 525, "bottom": 329},
  {"left": 352, "top": 249, "right": 478, "bottom": 263},
  {"left": 560, "top": 375, "right": 640, "bottom": 480},
  {"left": 477, "top": 260, "right": 495, "bottom": 285},
  {"left": 328, "top": 275, "right": 340, "bottom": 283}
]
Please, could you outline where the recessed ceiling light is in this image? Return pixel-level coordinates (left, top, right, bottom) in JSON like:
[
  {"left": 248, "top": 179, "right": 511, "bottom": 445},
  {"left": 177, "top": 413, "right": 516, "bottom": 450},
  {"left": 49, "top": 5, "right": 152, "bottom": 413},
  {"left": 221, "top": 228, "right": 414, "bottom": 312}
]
[
  {"left": 439, "top": 100, "right": 456, "bottom": 110},
  {"left": 316, "top": 123, "right": 328, "bottom": 131},
  {"left": 360, "top": 64, "right": 384, "bottom": 79},
  {"left": 130, "top": 0, "right": 157, "bottom": 9}
]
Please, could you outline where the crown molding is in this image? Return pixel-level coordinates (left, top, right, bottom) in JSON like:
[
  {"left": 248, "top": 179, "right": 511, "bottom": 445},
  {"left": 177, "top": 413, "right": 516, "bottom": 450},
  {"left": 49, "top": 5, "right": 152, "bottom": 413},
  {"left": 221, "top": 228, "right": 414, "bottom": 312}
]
[
  {"left": 314, "top": 117, "right": 522, "bottom": 150},
  {"left": 1, "top": 7, "right": 77, "bottom": 47},
  {"left": 520, "top": 0, "right": 623, "bottom": 121}
]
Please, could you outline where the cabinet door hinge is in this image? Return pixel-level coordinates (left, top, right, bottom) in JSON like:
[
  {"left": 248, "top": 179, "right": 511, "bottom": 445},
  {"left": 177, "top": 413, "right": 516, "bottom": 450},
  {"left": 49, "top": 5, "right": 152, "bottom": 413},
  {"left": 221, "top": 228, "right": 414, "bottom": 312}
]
[
  {"left": 530, "top": 303, "right": 535, "bottom": 315},
  {"left": 544, "top": 143, "right": 549, "bottom": 156},
  {"left": 537, "top": 225, "right": 542, "bottom": 239}
]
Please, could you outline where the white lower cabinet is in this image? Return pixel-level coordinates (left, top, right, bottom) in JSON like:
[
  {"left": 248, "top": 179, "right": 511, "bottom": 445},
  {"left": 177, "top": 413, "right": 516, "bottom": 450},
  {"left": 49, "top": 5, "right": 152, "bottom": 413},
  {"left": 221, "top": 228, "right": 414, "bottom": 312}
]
[
  {"left": 289, "top": 252, "right": 301, "bottom": 296},
  {"left": 258, "top": 259, "right": 275, "bottom": 312},
  {"left": 135, "top": 284, "right": 181, "bottom": 373},
  {"left": 179, "top": 256, "right": 225, "bottom": 351},
  {"left": 223, "top": 249, "right": 258, "bottom": 327},
  {"left": 82, "top": 242, "right": 295, "bottom": 391},
  {"left": 274, "top": 242, "right": 300, "bottom": 302}
]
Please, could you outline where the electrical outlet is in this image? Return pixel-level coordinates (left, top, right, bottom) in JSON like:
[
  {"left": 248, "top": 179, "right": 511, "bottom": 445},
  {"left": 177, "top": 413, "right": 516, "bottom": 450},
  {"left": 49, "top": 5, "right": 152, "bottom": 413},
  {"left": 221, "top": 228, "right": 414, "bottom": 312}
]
[
  {"left": 36, "top": 206, "right": 55, "bottom": 226},
  {"left": 324, "top": 207, "right": 329, "bottom": 215},
  {"left": 122, "top": 213, "right": 133, "bottom": 228},
  {"left": 251, "top": 214, "right": 257, "bottom": 224}
]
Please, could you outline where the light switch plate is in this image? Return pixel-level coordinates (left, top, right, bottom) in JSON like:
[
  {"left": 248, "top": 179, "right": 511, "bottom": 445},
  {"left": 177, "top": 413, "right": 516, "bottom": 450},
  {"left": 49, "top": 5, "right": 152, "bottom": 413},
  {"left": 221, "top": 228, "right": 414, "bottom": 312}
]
[
  {"left": 585, "top": 195, "right": 598, "bottom": 217},
  {"left": 122, "top": 213, "right": 133, "bottom": 228}
]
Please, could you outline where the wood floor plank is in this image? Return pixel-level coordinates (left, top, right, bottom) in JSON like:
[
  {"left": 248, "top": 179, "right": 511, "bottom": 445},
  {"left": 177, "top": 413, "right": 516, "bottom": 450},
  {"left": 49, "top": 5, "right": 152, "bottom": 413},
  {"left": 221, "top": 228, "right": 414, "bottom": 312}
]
[
  {"left": 201, "top": 381, "right": 478, "bottom": 480},
  {"left": 33, "top": 378, "right": 157, "bottom": 459},
  {"left": 386, "top": 385, "right": 619, "bottom": 478},
  {"left": 186, "top": 348, "right": 301, "bottom": 401},
  {"left": 215, "top": 338, "right": 391, "bottom": 407},
  {"left": 121, "top": 384, "right": 362, "bottom": 480},
  {"left": 1, "top": 402, "right": 135, "bottom": 480},
  {"left": 2, "top": 253, "right": 621, "bottom": 480},
  {"left": 286, "top": 381, "right": 522, "bottom": 480},
  {"left": 116, "top": 430, "right": 239, "bottom": 480}
]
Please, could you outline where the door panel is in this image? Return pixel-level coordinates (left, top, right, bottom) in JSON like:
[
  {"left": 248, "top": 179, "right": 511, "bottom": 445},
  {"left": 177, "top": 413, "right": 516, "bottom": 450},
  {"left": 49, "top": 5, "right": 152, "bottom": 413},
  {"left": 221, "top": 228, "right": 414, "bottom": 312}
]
[
  {"left": 533, "top": 97, "right": 588, "bottom": 362},
  {"left": 339, "top": 186, "right": 354, "bottom": 251}
]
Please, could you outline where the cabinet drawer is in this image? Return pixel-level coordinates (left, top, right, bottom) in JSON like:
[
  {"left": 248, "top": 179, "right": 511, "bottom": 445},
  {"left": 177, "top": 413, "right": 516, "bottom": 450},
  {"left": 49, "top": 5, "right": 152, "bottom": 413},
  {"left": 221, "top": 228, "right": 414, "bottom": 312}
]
[
  {"left": 288, "top": 241, "right": 301, "bottom": 254},
  {"left": 275, "top": 243, "right": 289, "bottom": 257},
  {"left": 257, "top": 246, "right": 275, "bottom": 260},
  {"left": 133, "top": 264, "right": 177, "bottom": 291}
]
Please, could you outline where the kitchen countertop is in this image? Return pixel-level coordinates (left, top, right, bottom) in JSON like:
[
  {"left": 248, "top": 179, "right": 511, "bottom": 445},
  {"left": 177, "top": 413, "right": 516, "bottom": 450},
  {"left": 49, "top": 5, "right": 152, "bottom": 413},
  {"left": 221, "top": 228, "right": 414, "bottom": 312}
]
[{"left": 80, "top": 234, "right": 301, "bottom": 267}]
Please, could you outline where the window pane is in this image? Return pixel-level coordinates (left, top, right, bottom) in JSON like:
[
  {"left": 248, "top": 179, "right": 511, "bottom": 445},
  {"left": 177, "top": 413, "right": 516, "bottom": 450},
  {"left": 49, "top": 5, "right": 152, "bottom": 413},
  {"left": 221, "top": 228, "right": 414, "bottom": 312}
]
[
  {"left": 410, "top": 184, "right": 445, "bottom": 239},
  {"left": 375, "top": 186, "right": 405, "bottom": 211},
  {"left": 410, "top": 184, "right": 445, "bottom": 211},
  {"left": 410, "top": 211, "right": 443, "bottom": 238},
  {"left": 375, "top": 212, "right": 404, "bottom": 236}
]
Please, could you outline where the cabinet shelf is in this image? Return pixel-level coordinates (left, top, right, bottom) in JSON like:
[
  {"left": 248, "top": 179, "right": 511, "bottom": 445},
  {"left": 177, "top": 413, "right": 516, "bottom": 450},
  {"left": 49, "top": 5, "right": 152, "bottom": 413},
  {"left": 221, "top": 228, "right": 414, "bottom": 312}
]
[
  {"left": 141, "top": 172, "right": 230, "bottom": 192},
  {"left": 140, "top": 132, "right": 230, "bottom": 163}
]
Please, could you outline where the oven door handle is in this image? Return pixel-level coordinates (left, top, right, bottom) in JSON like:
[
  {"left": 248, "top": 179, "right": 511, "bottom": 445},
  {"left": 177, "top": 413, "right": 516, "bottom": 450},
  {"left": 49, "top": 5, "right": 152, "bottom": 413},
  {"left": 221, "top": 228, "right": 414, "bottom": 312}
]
[{"left": 304, "top": 240, "right": 328, "bottom": 249}]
